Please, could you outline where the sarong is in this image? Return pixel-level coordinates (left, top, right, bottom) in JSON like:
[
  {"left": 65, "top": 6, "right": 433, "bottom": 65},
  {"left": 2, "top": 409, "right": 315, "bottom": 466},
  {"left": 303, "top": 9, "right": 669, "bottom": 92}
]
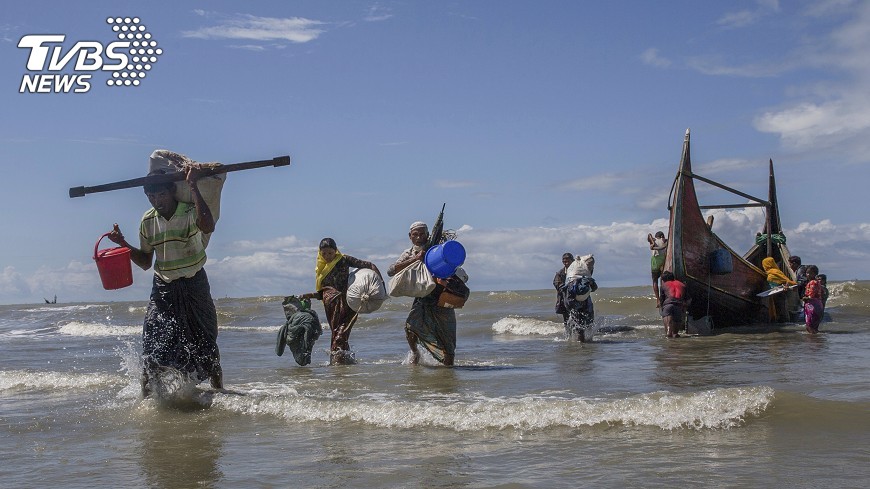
[
  {"left": 321, "top": 286, "right": 355, "bottom": 352},
  {"left": 406, "top": 295, "right": 456, "bottom": 363},
  {"left": 660, "top": 302, "right": 685, "bottom": 322},
  {"left": 651, "top": 254, "right": 665, "bottom": 273},
  {"left": 803, "top": 298, "right": 824, "bottom": 333},
  {"left": 143, "top": 268, "right": 220, "bottom": 381}
]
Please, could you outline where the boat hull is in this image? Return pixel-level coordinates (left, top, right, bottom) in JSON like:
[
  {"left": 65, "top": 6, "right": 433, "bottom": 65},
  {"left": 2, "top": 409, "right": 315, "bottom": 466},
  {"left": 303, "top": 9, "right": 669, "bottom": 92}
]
[{"left": 664, "top": 131, "right": 771, "bottom": 328}]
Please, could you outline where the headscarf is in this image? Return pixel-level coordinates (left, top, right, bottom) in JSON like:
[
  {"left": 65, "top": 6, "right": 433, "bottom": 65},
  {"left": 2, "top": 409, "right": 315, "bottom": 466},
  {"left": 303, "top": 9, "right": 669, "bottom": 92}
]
[
  {"left": 762, "top": 257, "right": 796, "bottom": 286},
  {"left": 410, "top": 221, "right": 428, "bottom": 233},
  {"left": 315, "top": 248, "right": 344, "bottom": 291}
]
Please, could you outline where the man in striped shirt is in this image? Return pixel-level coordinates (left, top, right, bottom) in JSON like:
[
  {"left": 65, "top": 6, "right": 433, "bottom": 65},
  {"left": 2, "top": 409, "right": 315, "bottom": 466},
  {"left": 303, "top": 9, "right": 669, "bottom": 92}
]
[{"left": 108, "top": 165, "right": 222, "bottom": 397}]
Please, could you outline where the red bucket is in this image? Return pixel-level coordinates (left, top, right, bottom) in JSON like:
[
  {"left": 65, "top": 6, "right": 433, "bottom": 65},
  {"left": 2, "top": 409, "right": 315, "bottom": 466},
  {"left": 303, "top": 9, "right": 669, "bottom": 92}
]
[{"left": 94, "top": 232, "right": 133, "bottom": 290}]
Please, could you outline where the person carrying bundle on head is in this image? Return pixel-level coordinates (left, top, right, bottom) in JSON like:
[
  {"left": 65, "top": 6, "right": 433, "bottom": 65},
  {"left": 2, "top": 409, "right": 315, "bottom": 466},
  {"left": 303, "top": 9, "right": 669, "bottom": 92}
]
[
  {"left": 107, "top": 155, "right": 223, "bottom": 397},
  {"left": 553, "top": 252, "right": 574, "bottom": 328},
  {"left": 561, "top": 254, "right": 598, "bottom": 342}
]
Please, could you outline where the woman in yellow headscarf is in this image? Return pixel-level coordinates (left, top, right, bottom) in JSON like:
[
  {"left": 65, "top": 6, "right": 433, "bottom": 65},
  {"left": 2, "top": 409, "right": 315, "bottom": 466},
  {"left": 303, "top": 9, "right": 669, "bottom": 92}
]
[
  {"left": 762, "top": 257, "right": 797, "bottom": 289},
  {"left": 300, "top": 238, "right": 382, "bottom": 364}
]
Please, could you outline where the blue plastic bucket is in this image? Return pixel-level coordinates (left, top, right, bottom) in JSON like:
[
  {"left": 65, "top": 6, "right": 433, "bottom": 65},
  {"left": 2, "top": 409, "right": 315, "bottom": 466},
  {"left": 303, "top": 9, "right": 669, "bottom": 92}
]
[{"left": 425, "top": 241, "right": 466, "bottom": 278}]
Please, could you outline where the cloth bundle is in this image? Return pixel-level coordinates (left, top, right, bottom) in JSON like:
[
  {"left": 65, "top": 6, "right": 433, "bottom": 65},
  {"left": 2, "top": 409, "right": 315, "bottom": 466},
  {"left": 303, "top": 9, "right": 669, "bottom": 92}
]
[
  {"left": 276, "top": 296, "right": 322, "bottom": 366},
  {"left": 149, "top": 149, "right": 226, "bottom": 248},
  {"left": 567, "top": 254, "right": 595, "bottom": 281},
  {"left": 387, "top": 261, "right": 436, "bottom": 298}
]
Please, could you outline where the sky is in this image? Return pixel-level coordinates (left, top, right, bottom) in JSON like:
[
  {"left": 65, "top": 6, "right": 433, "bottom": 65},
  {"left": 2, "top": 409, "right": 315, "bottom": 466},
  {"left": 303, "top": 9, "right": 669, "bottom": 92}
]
[{"left": 1, "top": 0, "right": 869, "bottom": 305}]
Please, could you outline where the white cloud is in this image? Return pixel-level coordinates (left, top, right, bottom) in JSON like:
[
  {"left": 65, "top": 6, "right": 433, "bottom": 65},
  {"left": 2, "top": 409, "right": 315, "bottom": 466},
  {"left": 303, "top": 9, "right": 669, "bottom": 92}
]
[
  {"left": 751, "top": 2, "right": 870, "bottom": 158},
  {"left": 641, "top": 48, "right": 671, "bottom": 68},
  {"left": 1, "top": 24, "right": 16, "bottom": 43},
  {"left": 228, "top": 44, "right": 267, "bottom": 52},
  {"left": 696, "top": 158, "right": 760, "bottom": 175},
  {"left": 754, "top": 93, "right": 870, "bottom": 153},
  {"left": 182, "top": 14, "right": 325, "bottom": 43},
  {"left": 557, "top": 173, "right": 624, "bottom": 191},
  {"left": 364, "top": 5, "right": 393, "bottom": 22},
  {"left": 435, "top": 180, "right": 476, "bottom": 189},
  {"left": 717, "top": 0, "right": 780, "bottom": 29},
  {"left": 3, "top": 214, "right": 869, "bottom": 304},
  {"left": 227, "top": 235, "right": 306, "bottom": 252},
  {"left": 686, "top": 56, "right": 786, "bottom": 77},
  {"left": 0, "top": 266, "right": 28, "bottom": 297}
]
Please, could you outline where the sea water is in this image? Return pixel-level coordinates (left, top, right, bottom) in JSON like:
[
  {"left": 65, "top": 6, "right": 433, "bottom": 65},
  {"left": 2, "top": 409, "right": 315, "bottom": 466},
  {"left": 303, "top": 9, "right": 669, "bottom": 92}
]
[{"left": 1, "top": 283, "right": 869, "bottom": 488}]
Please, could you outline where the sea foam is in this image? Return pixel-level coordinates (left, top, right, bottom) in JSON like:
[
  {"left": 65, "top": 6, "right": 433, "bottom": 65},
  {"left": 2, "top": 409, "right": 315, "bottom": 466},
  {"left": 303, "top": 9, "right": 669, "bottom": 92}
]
[
  {"left": 492, "top": 316, "right": 562, "bottom": 336},
  {"left": 211, "top": 384, "right": 775, "bottom": 431}
]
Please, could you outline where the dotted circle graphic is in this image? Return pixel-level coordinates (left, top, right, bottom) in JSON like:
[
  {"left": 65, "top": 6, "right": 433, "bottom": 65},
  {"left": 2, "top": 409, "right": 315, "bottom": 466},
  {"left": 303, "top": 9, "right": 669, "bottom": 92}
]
[{"left": 105, "top": 16, "right": 161, "bottom": 88}]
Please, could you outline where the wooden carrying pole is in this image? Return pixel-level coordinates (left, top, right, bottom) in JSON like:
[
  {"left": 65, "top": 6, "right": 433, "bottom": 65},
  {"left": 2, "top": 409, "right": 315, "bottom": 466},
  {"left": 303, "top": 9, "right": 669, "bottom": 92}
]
[{"left": 69, "top": 155, "right": 291, "bottom": 198}]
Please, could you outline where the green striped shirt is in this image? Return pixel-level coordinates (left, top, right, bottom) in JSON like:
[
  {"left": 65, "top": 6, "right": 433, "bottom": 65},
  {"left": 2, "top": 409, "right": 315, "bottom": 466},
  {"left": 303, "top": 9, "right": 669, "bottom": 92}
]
[{"left": 139, "top": 201, "right": 207, "bottom": 282}]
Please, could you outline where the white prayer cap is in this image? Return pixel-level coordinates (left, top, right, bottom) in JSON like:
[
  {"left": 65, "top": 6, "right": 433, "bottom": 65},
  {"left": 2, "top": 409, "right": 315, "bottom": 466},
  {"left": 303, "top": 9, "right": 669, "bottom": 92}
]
[{"left": 410, "top": 221, "right": 428, "bottom": 232}]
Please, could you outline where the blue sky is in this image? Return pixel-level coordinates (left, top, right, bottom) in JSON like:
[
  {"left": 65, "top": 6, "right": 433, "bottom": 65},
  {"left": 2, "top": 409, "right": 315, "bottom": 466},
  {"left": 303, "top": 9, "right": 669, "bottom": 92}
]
[{"left": 1, "top": 0, "right": 869, "bottom": 304}]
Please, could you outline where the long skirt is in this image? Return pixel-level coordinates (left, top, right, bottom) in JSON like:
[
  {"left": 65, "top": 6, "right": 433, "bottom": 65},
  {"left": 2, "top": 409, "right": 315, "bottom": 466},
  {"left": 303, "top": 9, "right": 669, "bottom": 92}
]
[
  {"left": 803, "top": 298, "right": 824, "bottom": 333},
  {"left": 405, "top": 295, "right": 456, "bottom": 363},
  {"left": 143, "top": 269, "right": 220, "bottom": 382},
  {"left": 321, "top": 286, "right": 355, "bottom": 352}
]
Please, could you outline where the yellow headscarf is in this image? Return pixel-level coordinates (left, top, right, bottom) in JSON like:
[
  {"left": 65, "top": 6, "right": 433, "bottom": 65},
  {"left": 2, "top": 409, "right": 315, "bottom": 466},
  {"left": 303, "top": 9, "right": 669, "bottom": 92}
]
[
  {"left": 762, "top": 257, "right": 796, "bottom": 286},
  {"left": 315, "top": 248, "right": 344, "bottom": 291}
]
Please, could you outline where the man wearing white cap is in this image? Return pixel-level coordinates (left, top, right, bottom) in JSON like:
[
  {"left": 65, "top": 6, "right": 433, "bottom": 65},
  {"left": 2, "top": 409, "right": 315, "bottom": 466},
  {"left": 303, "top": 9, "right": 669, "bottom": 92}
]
[
  {"left": 388, "top": 220, "right": 457, "bottom": 365},
  {"left": 388, "top": 221, "right": 429, "bottom": 276}
]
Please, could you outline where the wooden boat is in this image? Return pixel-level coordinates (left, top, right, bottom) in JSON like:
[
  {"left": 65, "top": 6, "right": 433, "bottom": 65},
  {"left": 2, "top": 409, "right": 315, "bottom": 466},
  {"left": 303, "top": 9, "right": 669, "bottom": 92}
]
[{"left": 664, "top": 129, "right": 792, "bottom": 328}]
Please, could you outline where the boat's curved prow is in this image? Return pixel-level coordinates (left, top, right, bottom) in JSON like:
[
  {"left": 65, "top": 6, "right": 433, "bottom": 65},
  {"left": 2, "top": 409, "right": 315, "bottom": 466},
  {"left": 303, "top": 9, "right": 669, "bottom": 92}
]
[{"left": 664, "top": 130, "right": 772, "bottom": 328}]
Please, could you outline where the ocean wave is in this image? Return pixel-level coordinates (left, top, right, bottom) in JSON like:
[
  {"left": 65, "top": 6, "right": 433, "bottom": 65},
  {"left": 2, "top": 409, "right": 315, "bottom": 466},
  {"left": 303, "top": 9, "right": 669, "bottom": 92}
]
[
  {"left": 58, "top": 321, "right": 140, "bottom": 337},
  {"left": 0, "top": 327, "right": 56, "bottom": 339},
  {"left": 486, "top": 291, "right": 524, "bottom": 300},
  {"left": 20, "top": 304, "right": 104, "bottom": 313},
  {"left": 212, "top": 385, "right": 775, "bottom": 431},
  {"left": 221, "top": 325, "right": 285, "bottom": 333},
  {"left": 0, "top": 369, "right": 124, "bottom": 391},
  {"left": 492, "top": 316, "right": 562, "bottom": 336}
]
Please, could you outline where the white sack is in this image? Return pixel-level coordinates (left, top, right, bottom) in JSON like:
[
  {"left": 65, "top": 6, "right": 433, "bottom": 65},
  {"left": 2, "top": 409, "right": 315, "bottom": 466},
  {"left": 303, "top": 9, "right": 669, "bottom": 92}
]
[
  {"left": 149, "top": 149, "right": 226, "bottom": 248},
  {"left": 387, "top": 261, "right": 436, "bottom": 298},
  {"left": 567, "top": 254, "right": 595, "bottom": 281},
  {"left": 346, "top": 268, "right": 387, "bottom": 314}
]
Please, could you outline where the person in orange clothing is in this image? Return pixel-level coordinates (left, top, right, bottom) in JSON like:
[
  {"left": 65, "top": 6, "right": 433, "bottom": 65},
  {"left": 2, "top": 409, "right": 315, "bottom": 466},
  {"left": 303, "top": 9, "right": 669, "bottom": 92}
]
[{"left": 762, "top": 257, "right": 796, "bottom": 289}]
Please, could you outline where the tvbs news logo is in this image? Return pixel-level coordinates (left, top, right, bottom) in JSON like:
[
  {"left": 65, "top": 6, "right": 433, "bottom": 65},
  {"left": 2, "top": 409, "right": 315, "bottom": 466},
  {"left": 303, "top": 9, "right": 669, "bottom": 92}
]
[{"left": 17, "top": 17, "right": 162, "bottom": 94}]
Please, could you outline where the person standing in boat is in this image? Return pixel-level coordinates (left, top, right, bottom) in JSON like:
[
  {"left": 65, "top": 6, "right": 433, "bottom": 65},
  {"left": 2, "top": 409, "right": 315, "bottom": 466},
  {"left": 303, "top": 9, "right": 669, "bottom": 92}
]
[
  {"left": 107, "top": 166, "right": 223, "bottom": 396},
  {"left": 553, "top": 252, "right": 573, "bottom": 328},
  {"left": 388, "top": 221, "right": 457, "bottom": 366},
  {"left": 299, "top": 238, "right": 382, "bottom": 365},
  {"left": 648, "top": 231, "right": 668, "bottom": 307},
  {"left": 659, "top": 271, "right": 689, "bottom": 338},
  {"left": 802, "top": 265, "right": 825, "bottom": 334}
]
